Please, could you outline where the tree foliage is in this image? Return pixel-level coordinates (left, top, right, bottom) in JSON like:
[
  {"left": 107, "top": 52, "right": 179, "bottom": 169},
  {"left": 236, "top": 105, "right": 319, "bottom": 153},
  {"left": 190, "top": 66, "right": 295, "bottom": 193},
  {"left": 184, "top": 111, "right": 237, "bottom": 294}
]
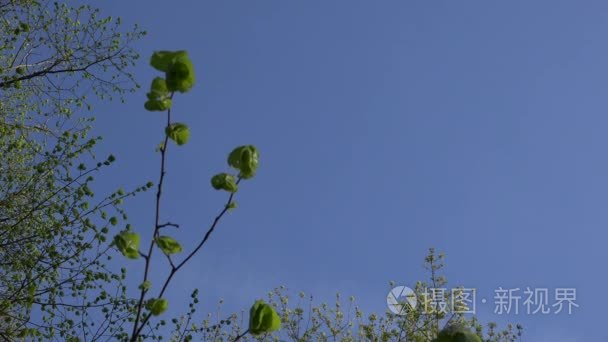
[
  {"left": 0, "top": 0, "right": 144, "bottom": 339},
  {"left": 154, "top": 250, "right": 522, "bottom": 342}
]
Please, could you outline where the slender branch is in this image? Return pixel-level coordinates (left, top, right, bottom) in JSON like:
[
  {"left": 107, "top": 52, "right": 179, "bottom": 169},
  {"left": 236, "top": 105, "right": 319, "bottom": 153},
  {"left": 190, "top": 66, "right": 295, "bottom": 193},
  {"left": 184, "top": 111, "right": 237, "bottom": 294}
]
[
  {"left": 132, "top": 181, "right": 241, "bottom": 338},
  {"left": 130, "top": 93, "right": 174, "bottom": 341},
  {"left": 175, "top": 179, "right": 241, "bottom": 271},
  {"left": 158, "top": 222, "right": 179, "bottom": 229},
  {"left": 0, "top": 50, "right": 123, "bottom": 88},
  {"left": 232, "top": 329, "right": 249, "bottom": 342}
]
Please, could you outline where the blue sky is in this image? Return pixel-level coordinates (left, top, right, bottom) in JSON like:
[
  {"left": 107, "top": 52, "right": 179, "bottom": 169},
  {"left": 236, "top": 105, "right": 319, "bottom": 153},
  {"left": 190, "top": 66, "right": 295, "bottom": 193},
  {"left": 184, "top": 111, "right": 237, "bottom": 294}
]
[{"left": 90, "top": 0, "right": 605, "bottom": 340}]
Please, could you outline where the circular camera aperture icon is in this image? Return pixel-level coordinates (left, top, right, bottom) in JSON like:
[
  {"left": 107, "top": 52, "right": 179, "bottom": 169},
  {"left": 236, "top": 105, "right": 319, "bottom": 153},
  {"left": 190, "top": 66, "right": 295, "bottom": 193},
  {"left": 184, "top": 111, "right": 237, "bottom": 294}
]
[{"left": 387, "top": 286, "right": 417, "bottom": 315}]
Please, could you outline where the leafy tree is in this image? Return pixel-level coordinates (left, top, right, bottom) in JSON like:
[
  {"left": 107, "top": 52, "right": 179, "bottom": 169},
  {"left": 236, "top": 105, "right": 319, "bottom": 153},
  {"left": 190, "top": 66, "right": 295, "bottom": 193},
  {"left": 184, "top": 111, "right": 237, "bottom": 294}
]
[
  {"left": 153, "top": 249, "right": 522, "bottom": 342},
  {"left": 0, "top": 3, "right": 279, "bottom": 339},
  {"left": 0, "top": 0, "right": 144, "bottom": 339}
]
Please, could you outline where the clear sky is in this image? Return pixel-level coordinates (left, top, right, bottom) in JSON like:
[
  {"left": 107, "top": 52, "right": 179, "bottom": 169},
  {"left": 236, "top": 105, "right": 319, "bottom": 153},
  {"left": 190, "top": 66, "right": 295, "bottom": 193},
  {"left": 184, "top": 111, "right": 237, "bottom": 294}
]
[{"left": 91, "top": 1, "right": 605, "bottom": 340}]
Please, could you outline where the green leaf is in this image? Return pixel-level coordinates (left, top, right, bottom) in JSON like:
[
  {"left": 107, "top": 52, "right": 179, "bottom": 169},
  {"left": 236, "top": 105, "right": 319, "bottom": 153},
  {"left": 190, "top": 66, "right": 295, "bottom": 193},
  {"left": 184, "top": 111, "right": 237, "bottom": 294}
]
[
  {"left": 150, "top": 51, "right": 186, "bottom": 72},
  {"left": 165, "top": 123, "right": 190, "bottom": 145},
  {"left": 26, "top": 283, "right": 37, "bottom": 309},
  {"left": 150, "top": 77, "right": 168, "bottom": 97},
  {"left": 433, "top": 324, "right": 481, "bottom": 342},
  {"left": 138, "top": 281, "right": 151, "bottom": 291},
  {"left": 17, "top": 328, "right": 40, "bottom": 338},
  {"left": 150, "top": 50, "right": 195, "bottom": 93},
  {"left": 113, "top": 232, "right": 140, "bottom": 259},
  {"left": 144, "top": 98, "right": 172, "bottom": 112},
  {"left": 144, "top": 77, "right": 172, "bottom": 111},
  {"left": 227, "top": 145, "right": 259, "bottom": 179},
  {"left": 155, "top": 141, "right": 165, "bottom": 152},
  {"left": 146, "top": 298, "right": 169, "bottom": 316},
  {"left": 248, "top": 300, "right": 281, "bottom": 335},
  {"left": 211, "top": 173, "right": 238, "bottom": 193},
  {"left": 19, "top": 22, "right": 30, "bottom": 32},
  {"left": 155, "top": 236, "right": 183, "bottom": 254},
  {"left": 166, "top": 55, "right": 195, "bottom": 93}
]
